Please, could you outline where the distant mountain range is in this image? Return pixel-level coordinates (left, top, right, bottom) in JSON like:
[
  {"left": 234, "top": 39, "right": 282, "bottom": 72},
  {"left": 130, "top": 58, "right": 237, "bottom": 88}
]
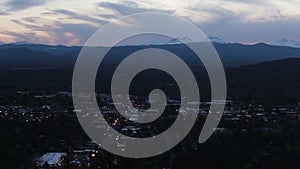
[
  {"left": 1, "top": 39, "right": 300, "bottom": 69},
  {"left": 141, "top": 37, "right": 300, "bottom": 48},
  {"left": 2, "top": 37, "right": 300, "bottom": 47}
]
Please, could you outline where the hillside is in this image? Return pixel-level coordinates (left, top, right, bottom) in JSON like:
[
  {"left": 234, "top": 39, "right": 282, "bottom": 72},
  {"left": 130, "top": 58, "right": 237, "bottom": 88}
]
[
  {"left": 227, "top": 58, "right": 300, "bottom": 104},
  {"left": 0, "top": 58, "right": 299, "bottom": 105}
]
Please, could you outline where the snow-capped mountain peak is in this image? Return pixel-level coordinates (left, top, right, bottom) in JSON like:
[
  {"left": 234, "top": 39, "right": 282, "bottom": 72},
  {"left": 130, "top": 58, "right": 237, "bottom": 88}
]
[
  {"left": 272, "top": 39, "right": 300, "bottom": 49},
  {"left": 11, "top": 41, "right": 34, "bottom": 45},
  {"left": 167, "top": 37, "right": 192, "bottom": 44},
  {"left": 168, "top": 36, "right": 227, "bottom": 44},
  {"left": 143, "top": 36, "right": 226, "bottom": 46},
  {"left": 142, "top": 37, "right": 192, "bottom": 46},
  {"left": 208, "top": 36, "right": 226, "bottom": 44}
]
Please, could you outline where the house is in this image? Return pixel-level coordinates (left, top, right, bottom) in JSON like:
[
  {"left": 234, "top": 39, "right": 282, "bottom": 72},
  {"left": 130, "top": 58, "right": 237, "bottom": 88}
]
[{"left": 35, "top": 152, "right": 67, "bottom": 168}]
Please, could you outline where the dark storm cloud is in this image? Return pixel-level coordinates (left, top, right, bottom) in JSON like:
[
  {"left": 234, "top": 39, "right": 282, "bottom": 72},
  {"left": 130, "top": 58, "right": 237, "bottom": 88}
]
[{"left": 97, "top": 1, "right": 175, "bottom": 15}]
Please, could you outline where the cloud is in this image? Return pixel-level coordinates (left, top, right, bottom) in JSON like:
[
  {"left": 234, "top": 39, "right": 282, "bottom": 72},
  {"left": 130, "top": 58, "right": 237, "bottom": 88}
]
[
  {"left": 11, "top": 19, "right": 42, "bottom": 30},
  {"left": 0, "top": 10, "right": 9, "bottom": 15},
  {"left": 51, "top": 9, "right": 107, "bottom": 25},
  {"left": 22, "top": 16, "right": 40, "bottom": 23},
  {"left": 97, "top": 1, "right": 175, "bottom": 16},
  {"left": 1, "top": 0, "right": 300, "bottom": 45},
  {"left": 4, "top": 0, "right": 49, "bottom": 11},
  {"left": 196, "top": 13, "right": 300, "bottom": 44},
  {"left": 0, "top": 12, "right": 8, "bottom": 15},
  {"left": 8, "top": 17, "right": 98, "bottom": 45},
  {"left": 54, "top": 22, "right": 98, "bottom": 45},
  {"left": 0, "top": 30, "right": 41, "bottom": 43},
  {"left": 96, "top": 14, "right": 118, "bottom": 20}
]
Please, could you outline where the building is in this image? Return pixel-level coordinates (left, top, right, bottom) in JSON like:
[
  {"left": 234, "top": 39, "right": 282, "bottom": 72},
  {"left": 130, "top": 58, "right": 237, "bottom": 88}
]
[{"left": 35, "top": 152, "right": 67, "bottom": 168}]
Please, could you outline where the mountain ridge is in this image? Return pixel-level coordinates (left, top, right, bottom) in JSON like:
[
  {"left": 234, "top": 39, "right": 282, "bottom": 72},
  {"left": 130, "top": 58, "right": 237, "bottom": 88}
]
[{"left": 1, "top": 42, "right": 300, "bottom": 69}]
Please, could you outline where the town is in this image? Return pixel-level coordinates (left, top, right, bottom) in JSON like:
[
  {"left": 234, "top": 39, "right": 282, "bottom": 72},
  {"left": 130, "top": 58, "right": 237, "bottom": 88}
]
[{"left": 0, "top": 90, "right": 299, "bottom": 169}]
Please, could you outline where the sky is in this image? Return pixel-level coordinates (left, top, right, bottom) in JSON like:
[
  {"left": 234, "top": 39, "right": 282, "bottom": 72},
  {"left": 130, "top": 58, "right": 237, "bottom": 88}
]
[{"left": 0, "top": 0, "right": 300, "bottom": 46}]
